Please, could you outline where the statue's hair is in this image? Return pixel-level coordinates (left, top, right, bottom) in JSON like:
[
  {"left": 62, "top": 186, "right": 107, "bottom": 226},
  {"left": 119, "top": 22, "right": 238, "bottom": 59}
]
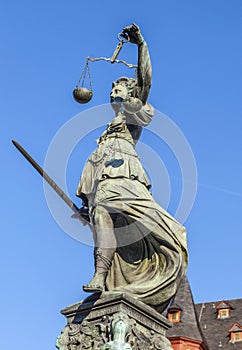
[{"left": 112, "top": 76, "right": 141, "bottom": 98}]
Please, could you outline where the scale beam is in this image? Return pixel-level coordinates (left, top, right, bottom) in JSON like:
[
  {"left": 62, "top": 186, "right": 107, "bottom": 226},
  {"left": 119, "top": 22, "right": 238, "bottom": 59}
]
[{"left": 87, "top": 56, "right": 137, "bottom": 69}]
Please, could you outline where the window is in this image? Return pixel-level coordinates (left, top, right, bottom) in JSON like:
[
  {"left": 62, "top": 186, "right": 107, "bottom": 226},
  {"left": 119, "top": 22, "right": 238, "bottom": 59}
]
[
  {"left": 218, "top": 308, "right": 230, "bottom": 319},
  {"left": 231, "top": 332, "right": 242, "bottom": 343},
  {"left": 234, "top": 333, "right": 242, "bottom": 341},
  {"left": 168, "top": 310, "right": 181, "bottom": 323}
]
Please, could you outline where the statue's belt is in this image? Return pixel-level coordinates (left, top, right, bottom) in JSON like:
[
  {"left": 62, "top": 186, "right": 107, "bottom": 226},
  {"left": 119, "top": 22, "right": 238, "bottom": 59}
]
[{"left": 88, "top": 149, "right": 139, "bottom": 166}]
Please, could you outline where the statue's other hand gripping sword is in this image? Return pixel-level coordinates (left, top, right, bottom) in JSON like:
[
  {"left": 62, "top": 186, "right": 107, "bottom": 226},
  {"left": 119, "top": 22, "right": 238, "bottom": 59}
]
[{"left": 12, "top": 140, "right": 90, "bottom": 224}]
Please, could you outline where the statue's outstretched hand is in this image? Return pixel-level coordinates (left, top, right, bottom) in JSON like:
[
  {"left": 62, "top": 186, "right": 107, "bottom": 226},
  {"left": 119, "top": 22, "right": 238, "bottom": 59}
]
[{"left": 121, "top": 23, "right": 144, "bottom": 45}]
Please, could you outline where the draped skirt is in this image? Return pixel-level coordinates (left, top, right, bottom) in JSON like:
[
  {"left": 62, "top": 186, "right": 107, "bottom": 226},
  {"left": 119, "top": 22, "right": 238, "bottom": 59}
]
[{"left": 90, "top": 178, "right": 188, "bottom": 312}]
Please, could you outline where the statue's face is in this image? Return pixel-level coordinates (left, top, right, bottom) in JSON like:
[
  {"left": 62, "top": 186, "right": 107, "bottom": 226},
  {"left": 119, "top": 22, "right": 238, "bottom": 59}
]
[{"left": 110, "top": 84, "right": 128, "bottom": 103}]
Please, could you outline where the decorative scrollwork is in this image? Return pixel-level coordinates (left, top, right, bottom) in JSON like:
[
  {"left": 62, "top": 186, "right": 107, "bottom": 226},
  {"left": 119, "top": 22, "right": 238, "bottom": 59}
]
[{"left": 56, "top": 312, "right": 171, "bottom": 350}]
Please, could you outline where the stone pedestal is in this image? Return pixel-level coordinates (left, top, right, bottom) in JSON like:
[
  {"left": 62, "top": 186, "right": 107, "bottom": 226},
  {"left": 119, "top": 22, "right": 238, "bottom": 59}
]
[{"left": 56, "top": 292, "right": 172, "bottom": 350}]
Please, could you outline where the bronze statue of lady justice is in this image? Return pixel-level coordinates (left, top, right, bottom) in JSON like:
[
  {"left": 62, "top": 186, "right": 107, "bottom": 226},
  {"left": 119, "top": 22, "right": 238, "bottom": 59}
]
[{"left": 73, "top": 23, "right": 188, "bottom": 312}]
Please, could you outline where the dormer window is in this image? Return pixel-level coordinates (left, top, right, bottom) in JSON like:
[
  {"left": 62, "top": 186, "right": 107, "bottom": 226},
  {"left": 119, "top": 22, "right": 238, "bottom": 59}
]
[
  {"left": 216, "top": 301, "right": 231, "bottom": 319},
  {"left": 168, "top": 306, "right": 182, "bottom": 323},
  {"left": 229, "top": 323, "right": 242, "bottom": 343}
]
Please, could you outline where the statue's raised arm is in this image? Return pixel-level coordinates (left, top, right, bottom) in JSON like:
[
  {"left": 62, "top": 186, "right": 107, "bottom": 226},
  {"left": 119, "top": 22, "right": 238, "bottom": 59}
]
[{"left": 121, "top": 23, "right": 152, "bottom": 104}]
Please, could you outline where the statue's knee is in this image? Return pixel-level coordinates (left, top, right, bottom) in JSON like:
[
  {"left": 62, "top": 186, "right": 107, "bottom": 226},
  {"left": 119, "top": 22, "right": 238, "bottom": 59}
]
[{"left": 93, "top": 206, "right": 111, "bottom": 227}]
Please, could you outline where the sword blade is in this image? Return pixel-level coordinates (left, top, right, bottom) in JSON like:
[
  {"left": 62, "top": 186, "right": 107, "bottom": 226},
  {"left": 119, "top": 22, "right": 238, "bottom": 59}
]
[{"left": 12, "top": 140, "right": 79, "bottom": 214}]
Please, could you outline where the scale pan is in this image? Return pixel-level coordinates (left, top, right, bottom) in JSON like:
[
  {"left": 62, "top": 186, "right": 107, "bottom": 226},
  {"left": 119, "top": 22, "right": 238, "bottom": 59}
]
[{"left": 73, "top": 87, "right": 93, "bottom": 104}]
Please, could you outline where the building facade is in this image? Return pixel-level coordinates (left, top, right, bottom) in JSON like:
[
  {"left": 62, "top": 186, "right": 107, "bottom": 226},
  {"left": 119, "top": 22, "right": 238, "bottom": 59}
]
[{"left": 164, "top": 276, "right": 242, "bottom": 350}]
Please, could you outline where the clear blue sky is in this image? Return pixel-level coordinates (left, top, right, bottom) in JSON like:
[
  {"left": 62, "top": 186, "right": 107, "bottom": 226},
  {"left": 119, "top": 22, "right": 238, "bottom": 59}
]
[{"left": 1, "top": 1, "right": 242, "bottom": 349}]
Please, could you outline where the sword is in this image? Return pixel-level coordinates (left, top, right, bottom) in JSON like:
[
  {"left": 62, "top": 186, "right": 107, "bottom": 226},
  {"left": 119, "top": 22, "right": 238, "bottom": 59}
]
[{"left": 12, "top": 140, "right": 80, "bottom": 214}]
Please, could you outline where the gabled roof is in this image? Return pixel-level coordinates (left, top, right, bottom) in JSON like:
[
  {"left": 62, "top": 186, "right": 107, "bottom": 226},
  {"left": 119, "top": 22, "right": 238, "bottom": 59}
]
[
  {"left": 229, "top": 323, "right": 242, "bottom": 333},
  {"left": 164, "top": 275, "right": 206, "bottom": 344},
  {"left": 168, "top": 303, "right": 182, "bottom": 311},
  {"left": 216, "top": 301, "right": 232, "bottom": 310}
]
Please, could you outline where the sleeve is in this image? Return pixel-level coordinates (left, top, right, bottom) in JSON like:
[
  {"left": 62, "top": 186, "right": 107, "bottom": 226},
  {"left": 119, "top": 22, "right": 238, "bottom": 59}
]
[{"left": 128, "top": 102, "right": 155, "bottom": 127}]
